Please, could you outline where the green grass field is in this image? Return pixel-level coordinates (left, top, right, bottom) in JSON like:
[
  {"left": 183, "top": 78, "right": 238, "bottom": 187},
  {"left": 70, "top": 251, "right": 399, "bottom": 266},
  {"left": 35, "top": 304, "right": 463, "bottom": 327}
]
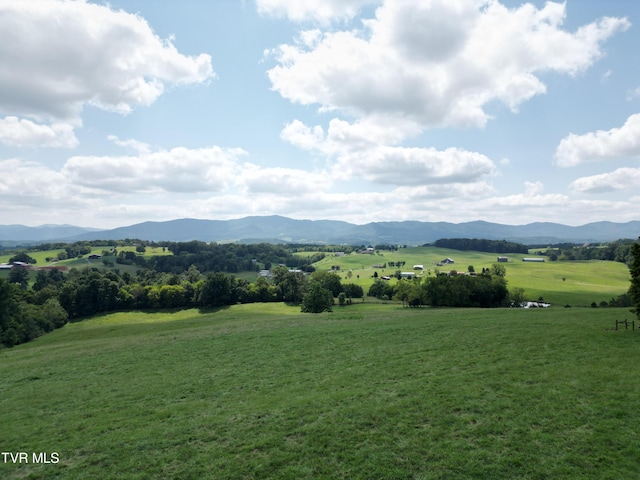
[
  {"left": 0, "top": 245, "right": 631, "bottom": 306},
  {"left": 0, "top": 245, "right": 171, "bottom": 265},
  {"left": 1, "top": 304, "right": 639, "bottom": 479},
  {"left": 311, "top": 247, "right": 630, "bottom": 306}
]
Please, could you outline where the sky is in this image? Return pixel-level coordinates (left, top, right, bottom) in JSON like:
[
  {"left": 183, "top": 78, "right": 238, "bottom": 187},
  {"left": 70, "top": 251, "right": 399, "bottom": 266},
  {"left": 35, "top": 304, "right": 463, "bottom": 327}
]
[{"left": 1, "top": 0, "right": 640, "bottom": 229}]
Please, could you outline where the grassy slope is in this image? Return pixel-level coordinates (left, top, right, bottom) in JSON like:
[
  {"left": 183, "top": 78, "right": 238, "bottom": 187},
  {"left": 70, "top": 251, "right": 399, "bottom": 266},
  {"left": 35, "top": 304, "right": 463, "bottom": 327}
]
[
  {"left": 0, "top": 246, "right": 172, "bottom": 279},
  {"left": 1, "top": 304, "right": 639, "bottom": 479},
  {"left": 311, "top": 247, "right": 630, "bottom": 306},
  {"left": 0, "top": 246, "right": 171, "bottom": 265}
]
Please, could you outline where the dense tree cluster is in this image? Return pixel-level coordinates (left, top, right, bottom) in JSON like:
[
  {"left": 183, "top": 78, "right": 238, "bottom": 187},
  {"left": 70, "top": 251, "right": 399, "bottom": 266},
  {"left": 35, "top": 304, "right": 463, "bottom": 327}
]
[
  {"left": 0, "top": 278, "right": 68, "bottom": 347},
  {"left": 64, "top": 243, "right": 93, "bottom": 258},
  {"left": 369, "top": 271, "right": 509, "bottom": 308},
  {"left": 146, "top": 242, "right": 305, "bottom": 274},
  {"left": 535, "top": 240, "right": 634, "bottom": 264},
  {"left": 433, "top": 238, "right": 529, "bottom": 254}
]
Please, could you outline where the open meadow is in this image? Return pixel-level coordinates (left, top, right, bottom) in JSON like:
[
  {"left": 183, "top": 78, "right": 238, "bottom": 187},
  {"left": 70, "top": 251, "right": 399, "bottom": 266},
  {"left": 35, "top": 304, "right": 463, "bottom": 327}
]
[
  {"left": 309, "top": 247, "right": 631, "bottom": 306},
  {"left": 1, "top": 303, "right": 639, "bottom": 479}
]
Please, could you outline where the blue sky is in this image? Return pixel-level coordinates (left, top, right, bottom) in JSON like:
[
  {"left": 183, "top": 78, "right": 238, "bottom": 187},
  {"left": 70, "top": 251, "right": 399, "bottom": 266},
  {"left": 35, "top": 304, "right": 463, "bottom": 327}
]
[{"left": 1, "top": 0, "right": 640, "bottom": 228}]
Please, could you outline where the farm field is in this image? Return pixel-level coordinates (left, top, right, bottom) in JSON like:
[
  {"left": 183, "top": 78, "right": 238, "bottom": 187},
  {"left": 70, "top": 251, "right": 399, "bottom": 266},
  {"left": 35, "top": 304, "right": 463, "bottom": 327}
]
[
  {"left": 0, "top": 245, "right": 171, "bottom": 266},
  {"left": 0, "top": 245, "right": 173, "bottom": 277},
  {"left": 0, "top": 245, "right": 631, "bottom": 306},
  {"left": 1, "top": 304, "right": 639, "bottom": 479},
  {"left": 310, "top": 247, "right": 631, "bottom": 306}
]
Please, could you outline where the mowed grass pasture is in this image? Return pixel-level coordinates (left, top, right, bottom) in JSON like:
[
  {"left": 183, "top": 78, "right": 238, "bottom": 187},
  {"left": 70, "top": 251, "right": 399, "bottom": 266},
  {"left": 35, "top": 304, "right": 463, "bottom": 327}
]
[
  {"left": 1, "top": 304, "right": 639, "bottom": 479},
  {"left": 307, "top": 247, "right": 631, "bottom": 306}
]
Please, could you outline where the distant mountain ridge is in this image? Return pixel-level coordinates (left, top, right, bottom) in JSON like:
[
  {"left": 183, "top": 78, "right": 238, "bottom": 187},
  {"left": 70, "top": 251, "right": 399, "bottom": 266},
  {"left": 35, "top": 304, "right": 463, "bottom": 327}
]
[
  {"left": 0, "top": 224, "right": 102, "bottom": 243},
  {"left": 2, "top": 216, "right": 639, "bottom": 245}
]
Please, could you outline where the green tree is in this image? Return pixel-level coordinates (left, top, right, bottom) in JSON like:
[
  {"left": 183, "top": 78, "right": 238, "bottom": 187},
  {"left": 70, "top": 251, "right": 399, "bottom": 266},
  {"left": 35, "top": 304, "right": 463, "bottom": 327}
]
[
  {"left": 8, "top": 268, "right": 29, "bottom": 290},
  {"left": 394, "top": 280, "right": 413, "bottom": 307},
  {"left": 186, "top": 264, "right": 203, "bottom": 283},
  {"left": 630, "top": 240, "right": 640, "bottom": 320},
  {"left": 343, "top": 283, "right": 364, "bottom": 299},
  {"left": 271, "top": 266, "right": 306, "bottom": 303},
  {"left": 246, "top": 276, "right": 277, "bottom": 303},
  {"left": 338, "top": 292, "right": 346, "bottom": 306},
  {"left": 41, "top": 298, "right": 68, "bottom": 328},
  {"left": 198, "top": 272, "right": 237, "bottom": 307},
  {"left": 310, "top": 270, "right": 342, "bottom": 297},
  {"left": 300, "top": 280, "right": 333, "bottom": 313},
  {"left": 368, "top": 279, "right": 394, "bottom": 300},
  {"left": 509, "top": 287, "right": 526, "bottom": 307},
  {"left": 159, "top": 285, "right": 186, "bottom": 308},
  {"left": 9, "top": 251, "right": 37, "bottom": 264},
  {"left": 491, "top": 263, "right": 506, "bottom": 278}
]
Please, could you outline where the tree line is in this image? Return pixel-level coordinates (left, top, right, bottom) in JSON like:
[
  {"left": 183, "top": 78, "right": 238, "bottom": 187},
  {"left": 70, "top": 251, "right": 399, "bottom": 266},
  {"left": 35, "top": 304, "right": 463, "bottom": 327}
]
[
  {"left": 432, "top": 238, "right": 529, "bottom": 254},
  {"left": 0, "top": 260, "right": 365, "bottom": 347},
  {"left": 533, "top": 240, "right": 634, "bottom": 264},
  {"left": 368, "top": 269, "right": 510, "bottom": 308}
]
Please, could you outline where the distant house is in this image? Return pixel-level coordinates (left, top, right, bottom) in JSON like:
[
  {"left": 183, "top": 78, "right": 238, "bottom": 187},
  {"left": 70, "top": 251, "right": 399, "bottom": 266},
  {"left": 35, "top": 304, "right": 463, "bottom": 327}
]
[
  {"left": 381, "top": 276, "right": 391, "bottom": 281},
  {"left": 0, "top": 263, "right": 12, "bottom": 270},
  {"left": 441, "top": 258, "right": 454, "bottom": 265},
  {"left": 334, "top": 252, "right": 345, "bottom": 257},
  {"left": 497, "top": 256, "right": 508, "bottom": 263},
  {"left": 522, "top": 258, "right": 545, "bottom": 263},
  {"left": 413, "top": 264, "right": 424, "bottom": 270},
  {"left": 258, "top": 270, "right": 272, "bottom": 278},
  {"left": 88, "top": 254, "right": 101, "bottom": 260},
  {"left": 11, "top": 261, "right": 30, "bottom": 268},
  {"left": 360, "top": 248, "right": 375, "bottom": 255},
  {"left": 400, "top": 272, "right": 415, "bottom": 278}
]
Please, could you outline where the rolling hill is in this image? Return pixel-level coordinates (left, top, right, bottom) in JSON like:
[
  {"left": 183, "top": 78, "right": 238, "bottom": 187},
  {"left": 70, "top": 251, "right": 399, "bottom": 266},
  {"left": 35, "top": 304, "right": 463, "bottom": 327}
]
[{"left": 2, "top": 216, "right": 639, "bottom": 245}]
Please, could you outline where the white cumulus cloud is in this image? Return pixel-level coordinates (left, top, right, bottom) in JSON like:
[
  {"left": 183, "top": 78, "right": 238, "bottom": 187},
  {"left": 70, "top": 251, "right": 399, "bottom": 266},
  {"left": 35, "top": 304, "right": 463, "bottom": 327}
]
[
  {"left": 570, "top": 167, "right": 640, "bottom": 194},
  {"left": 334, "top": 146, "right": 496, "bottom": 186},
  {"left": 0, "top": 158, "right": 75, "bottom": 206},
  {"left": 555, "top": 113, "right": 640, "bottom": 166},
  {"left": 62, "top": 146, "right": 246, "bottom": 194},
  {"left": 238, "top": 164, "right": 332, "bottom": 195},
  {"left": 0, "top": 0, "right": 214, "bottom": 148},
  {"left": 0, "top": 117, "right": 78, "bottom": 148},
  {"left": 268, "top": 0, "right": 629, "bottom": 130},
  {"left": 280, "top": 119, "right": 496, "bottom": 186}
]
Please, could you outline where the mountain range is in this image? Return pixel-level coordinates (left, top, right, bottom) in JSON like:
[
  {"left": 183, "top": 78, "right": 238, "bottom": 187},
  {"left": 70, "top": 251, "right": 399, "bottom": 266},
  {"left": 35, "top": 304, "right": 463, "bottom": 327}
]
[{"left": 1, "top": 216, "right": 639, "bottom": 246}]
